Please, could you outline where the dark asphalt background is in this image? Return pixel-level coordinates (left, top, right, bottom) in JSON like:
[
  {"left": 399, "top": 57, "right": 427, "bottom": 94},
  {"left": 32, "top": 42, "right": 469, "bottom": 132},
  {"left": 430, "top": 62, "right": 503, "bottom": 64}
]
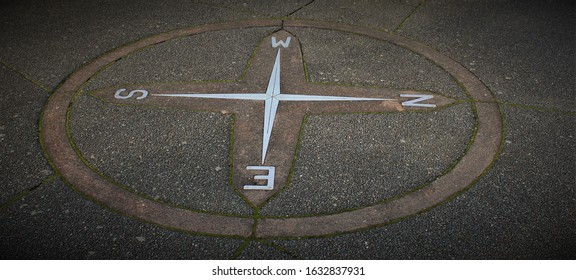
[{"left": 0, "top": 0, "right": 574, "bottom": 259}]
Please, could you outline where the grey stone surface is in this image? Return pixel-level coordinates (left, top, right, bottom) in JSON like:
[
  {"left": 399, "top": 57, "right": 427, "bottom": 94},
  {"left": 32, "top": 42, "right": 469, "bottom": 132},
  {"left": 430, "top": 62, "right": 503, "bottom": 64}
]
[
  {"left": 287, "top": 27, "right": 466, "bottom": 99},
  {"left": 0, "top": 0, "right": 573, "bottom": 260},
  {"left": 84, "top": 27, "right": 279, "bottom": 91},
  {"left": 69, "top": 94, "right": 252, "bottom": 216},
  {"left": 0, "top": 178, "right": 245, "bottom": 259},
  {"left": 0, "top": 64, "right": 52, "bottom": 206},
  {"left": 237, "top": 241, "right": 297, "bottom": 260},
  {"left": 261, "top": 102, "right": 474, "bottom": 216},
  {"left": 202, "top": 0, "right": 312, "bottom": 18},
  {"left": 273, "top": 106, "right": 576, "bottom": 259},
  {"left": 398, "top": 0, "right": 575, "bottom": 111},
  {"left": 290, "top": 0, "right": 423, "bottom": 31},
  {"left": 0, "top": 0, "right": 252, "bottom": 90}
]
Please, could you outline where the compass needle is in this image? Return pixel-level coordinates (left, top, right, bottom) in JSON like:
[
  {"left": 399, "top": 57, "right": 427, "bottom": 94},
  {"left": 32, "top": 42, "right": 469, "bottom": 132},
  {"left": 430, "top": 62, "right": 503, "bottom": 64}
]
[
  {"left": 277, "top": 94, "right": 394, "bottom": 102},
  {"left": 266, "top": 49, "right": 282, "bottom": 96},
  {"left": 151, "top": 93, "right": 268, "bottom": 100},
  {"left": 261, "top": 49, "right": 282, "bottom": 164},
  {"left": 153, "top": 47, "right": 396, "bottom": 165}
]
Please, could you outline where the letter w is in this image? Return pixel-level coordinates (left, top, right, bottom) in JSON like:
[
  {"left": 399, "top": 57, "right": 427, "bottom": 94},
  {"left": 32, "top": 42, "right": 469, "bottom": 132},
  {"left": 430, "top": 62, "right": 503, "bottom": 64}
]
[{"left": 271, "top": 36, "right": 291, "bottom": 48}]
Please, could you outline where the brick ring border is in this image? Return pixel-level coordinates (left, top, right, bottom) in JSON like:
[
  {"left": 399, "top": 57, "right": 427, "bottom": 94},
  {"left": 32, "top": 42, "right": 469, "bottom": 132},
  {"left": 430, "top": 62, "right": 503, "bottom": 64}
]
[{"left": 40, "top": 19, "right": 502, "bottom": 238}]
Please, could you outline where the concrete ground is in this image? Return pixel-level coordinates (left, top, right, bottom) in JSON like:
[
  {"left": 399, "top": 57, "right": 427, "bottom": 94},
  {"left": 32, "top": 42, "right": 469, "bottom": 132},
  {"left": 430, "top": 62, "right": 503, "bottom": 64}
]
[{"left": 0, "top": 0, "right": 574, "bottom": 259}]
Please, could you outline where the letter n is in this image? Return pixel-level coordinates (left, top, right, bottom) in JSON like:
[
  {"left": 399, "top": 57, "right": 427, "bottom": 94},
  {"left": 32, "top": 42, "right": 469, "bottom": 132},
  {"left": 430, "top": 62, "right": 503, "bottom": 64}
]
[{"left": 400, "top": 94, "right": 436, "bottom": 108}]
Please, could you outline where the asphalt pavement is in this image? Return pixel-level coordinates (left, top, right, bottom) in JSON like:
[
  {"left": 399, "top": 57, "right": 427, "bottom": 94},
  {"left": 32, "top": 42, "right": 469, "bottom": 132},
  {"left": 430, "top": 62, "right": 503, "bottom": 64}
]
[{"left": 0, "top": 0, "right": 574, "bottom": 259}]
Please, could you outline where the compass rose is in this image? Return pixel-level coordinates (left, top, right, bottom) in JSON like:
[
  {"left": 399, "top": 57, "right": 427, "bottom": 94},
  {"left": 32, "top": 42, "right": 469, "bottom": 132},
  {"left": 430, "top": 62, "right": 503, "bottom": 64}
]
[
  {"left": 41, "top": 20, "right": 501, "bottom": 237},
  {"left": 96, "top": 30, "right": 451, "bottom": 205},
  {"left": 150, "top": 37, "right": 394, "bottom": 186}
]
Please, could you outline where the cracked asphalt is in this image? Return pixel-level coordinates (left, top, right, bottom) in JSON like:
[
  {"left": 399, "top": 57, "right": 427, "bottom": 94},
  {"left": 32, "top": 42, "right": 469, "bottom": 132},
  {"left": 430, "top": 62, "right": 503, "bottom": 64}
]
[{"left": 0, "top": 0, "right": 574, "bottom": 260}]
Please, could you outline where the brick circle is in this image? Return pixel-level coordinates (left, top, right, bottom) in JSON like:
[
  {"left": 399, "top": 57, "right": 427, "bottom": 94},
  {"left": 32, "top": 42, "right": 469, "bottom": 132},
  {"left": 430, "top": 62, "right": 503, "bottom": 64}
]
[{"left": 41, "top": 19, "right": 502, "bottom": 238}]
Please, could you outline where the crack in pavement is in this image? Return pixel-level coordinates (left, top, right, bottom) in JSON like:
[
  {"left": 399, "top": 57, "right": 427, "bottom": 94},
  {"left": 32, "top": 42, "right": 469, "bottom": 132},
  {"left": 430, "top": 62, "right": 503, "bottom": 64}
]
[{"left": 394, "top": 0, "right": 427, "bottom": 33}]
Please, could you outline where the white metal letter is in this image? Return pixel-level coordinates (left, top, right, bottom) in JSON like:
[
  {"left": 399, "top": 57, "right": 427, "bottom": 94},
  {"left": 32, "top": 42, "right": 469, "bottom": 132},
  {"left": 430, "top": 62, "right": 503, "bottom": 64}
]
[
  {"left": 243, "top": 166, "right": 275, "bottom": 190},
  {"left": 400, "top": 94, "right": 436, "bottom": 108},
  {"left": 271, "top": 36, "right": 291, "bottom": 48},
  {"left": 114, "top": 89, "right": 148, "bottom": 100}
]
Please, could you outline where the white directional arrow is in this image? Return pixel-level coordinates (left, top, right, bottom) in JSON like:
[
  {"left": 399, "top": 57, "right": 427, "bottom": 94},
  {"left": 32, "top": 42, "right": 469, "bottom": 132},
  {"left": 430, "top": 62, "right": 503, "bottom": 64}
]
[{"left": 153, "top": 48, "right": 394, "bottom": 164}]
